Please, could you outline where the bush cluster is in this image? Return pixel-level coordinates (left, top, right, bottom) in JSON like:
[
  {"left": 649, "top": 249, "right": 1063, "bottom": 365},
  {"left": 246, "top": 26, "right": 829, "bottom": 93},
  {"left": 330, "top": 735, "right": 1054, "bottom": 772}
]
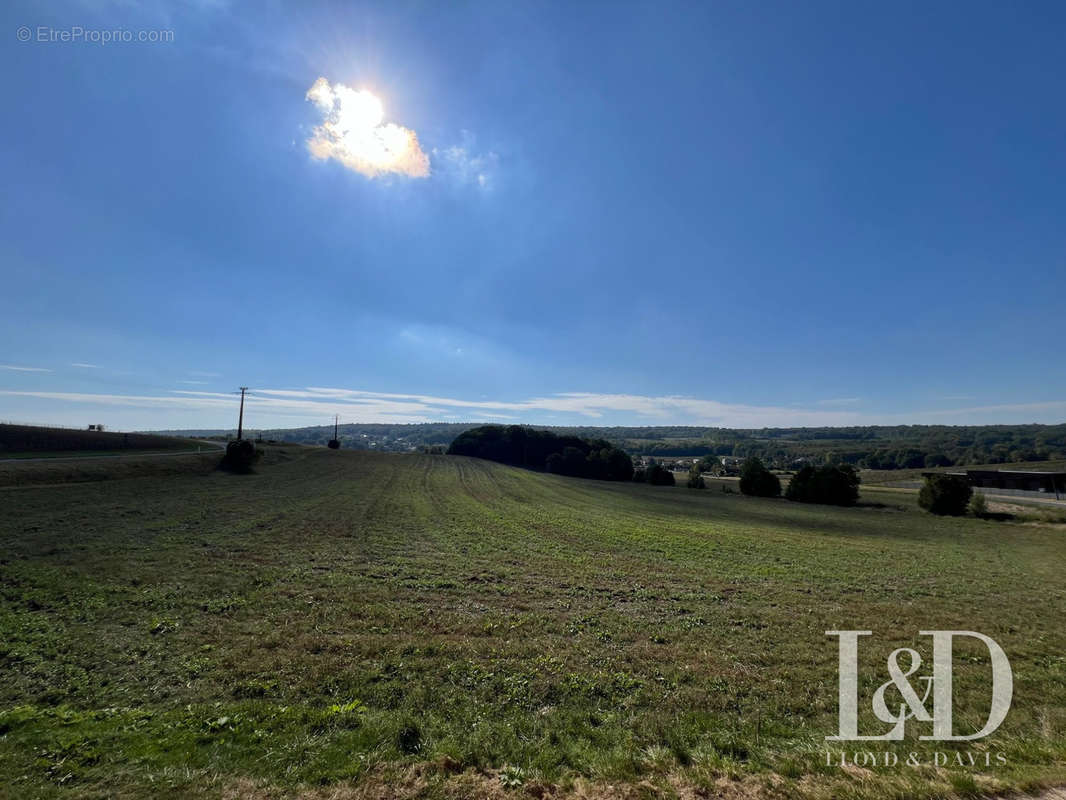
[
  {"left": 785, "top": 464, "right": 860, "bottom": 506},
  {"left": 645, "top": 463, "right": 676, "bottom": 486},
  {"left": 918, "top": 474, "right": 972, "bottom": 516},
  {"left": 738, "top": 457, "right": 781, "bottom": 497},
  {"left": 221, "top": 439, "right": 260, "bottom": 473}
]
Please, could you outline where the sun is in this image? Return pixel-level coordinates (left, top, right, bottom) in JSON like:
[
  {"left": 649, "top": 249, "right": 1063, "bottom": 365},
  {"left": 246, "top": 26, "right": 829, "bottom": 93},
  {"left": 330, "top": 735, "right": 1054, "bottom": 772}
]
[
  {"left": 334, "top": 87, "right": 384, "bottom": 131},
  {"left": 306, "top": 78, "right": 430, "bottom": 178}
]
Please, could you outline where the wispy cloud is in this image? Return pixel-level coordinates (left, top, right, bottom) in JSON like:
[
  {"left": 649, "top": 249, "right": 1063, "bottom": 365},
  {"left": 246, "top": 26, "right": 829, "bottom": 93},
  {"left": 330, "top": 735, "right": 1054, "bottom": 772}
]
[
  {"left": 305, "top": 77, "right": 429, "bottom": 179},
  {"left": 2, "top": 388, "right": 1063, "bottom": 428},
  {"left": 918, "top": 400, "right": 1066, "bottom": 418},
  {"left": 188, "top": 371, "right": 220, "bottom": 377},
  {"left": 433, "top": 133, "right": 498, "bottom": 189},
  {"left": 817, "top": 397, "right": 862, "bottom": 406},
  {"left": 0, "top": 364, "right": 51, "bottom": 372},
  {"left": 178, "top": 380, "right": 208, "bottom": 385},
  {"left": 70, "top": 363, "right": 99, "bottom": 369}
]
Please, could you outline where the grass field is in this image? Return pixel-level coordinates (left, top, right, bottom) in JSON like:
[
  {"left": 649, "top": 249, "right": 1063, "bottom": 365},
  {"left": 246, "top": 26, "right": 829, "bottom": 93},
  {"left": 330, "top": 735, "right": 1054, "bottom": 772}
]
[
  {"left": 2, "top": 450, "right": 1065, "bottom": 799},
  {"left": 0, "top": 424, "right": 206, "bottom": 460}
]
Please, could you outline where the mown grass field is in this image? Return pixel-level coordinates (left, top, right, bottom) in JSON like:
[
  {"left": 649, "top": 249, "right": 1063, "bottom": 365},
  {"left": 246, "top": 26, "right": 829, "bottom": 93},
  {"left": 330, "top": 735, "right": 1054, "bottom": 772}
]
[
  {"left": 0, "top": 424, "right": 205, "bottom": 460},
  {"left": 2, "top": 450, "right": 1064, "bottom": 799}
]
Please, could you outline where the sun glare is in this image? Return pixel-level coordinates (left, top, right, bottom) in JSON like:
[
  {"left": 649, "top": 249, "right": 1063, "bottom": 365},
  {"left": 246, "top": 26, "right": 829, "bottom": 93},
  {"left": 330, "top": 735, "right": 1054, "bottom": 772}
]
[
  {"left": 306, "top": 78, "right": 429, "bottom": 178},
  {"left": 335, "top": 87, "right": 385, "bottom": 131}
]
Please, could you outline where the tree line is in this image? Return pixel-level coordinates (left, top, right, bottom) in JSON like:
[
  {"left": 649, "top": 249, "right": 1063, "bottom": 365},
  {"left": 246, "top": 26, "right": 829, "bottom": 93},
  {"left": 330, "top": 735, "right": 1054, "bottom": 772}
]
[
  {"left": 625, "top": 424, "right": 1066, "bottom": 469},
  {"left": 156, "top": 421, "right": 1066, "bottom": 469},
  {"left": 446, "top": 425, "right": 634, "bottom": 481},
  {"left": 731, "top": 457, "right": 861, "bottom": 507}
]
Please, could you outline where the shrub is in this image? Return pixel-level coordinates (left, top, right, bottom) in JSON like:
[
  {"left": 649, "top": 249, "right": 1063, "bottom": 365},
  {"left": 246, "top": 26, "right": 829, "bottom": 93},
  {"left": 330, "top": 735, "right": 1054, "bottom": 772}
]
[
  {"left": 738, "top": 457, "right": 780, "bottom": 497},
  {"left": 498, "top": 765, "right": 527, "bottom": 789},
  {"left": 646, "top": 463, "right": 675, "bottom": 486},
  {"left": 221, "top": 439, "right": 260, "bottom": 473},
  {"left": 918, "top": 474, "right": 972, "bottom": 516},
  {"left": 686, "top": 464, "right": 705, "bottom": 489},
  {"left": 785, "top": 464, "right": 860, "bottom": 506},
  {"left": 969, "top": 491, "right": 988, "bottom": 518}
]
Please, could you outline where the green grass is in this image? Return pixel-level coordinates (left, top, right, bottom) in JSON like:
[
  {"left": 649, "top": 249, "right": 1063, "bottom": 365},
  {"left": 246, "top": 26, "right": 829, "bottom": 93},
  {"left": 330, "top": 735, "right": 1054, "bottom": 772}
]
[
  {"left": 0, "top": 424, "right": 207, "bottom": 459},
  {"left": 2, "top": 450, "right": 1064, "bottom": 798},
  {"left": 0, "top": 446, "right": 210, "bottom": 460}
]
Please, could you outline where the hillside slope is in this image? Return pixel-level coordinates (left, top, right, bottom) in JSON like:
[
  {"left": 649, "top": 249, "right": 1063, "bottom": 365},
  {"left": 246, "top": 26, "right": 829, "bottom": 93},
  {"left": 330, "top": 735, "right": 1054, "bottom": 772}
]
[
  {"left": 0, "top": 423, "right": 200, "bottom": 458},
  {"left": 2, "top": 450, "right": 1064, "bottom": 798}
]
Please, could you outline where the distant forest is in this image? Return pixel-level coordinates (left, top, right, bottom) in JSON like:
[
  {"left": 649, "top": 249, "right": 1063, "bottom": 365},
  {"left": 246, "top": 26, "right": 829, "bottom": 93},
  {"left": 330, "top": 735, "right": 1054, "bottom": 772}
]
[{"left": 154, "top": 422, "right": 1066, "bottom": 470}]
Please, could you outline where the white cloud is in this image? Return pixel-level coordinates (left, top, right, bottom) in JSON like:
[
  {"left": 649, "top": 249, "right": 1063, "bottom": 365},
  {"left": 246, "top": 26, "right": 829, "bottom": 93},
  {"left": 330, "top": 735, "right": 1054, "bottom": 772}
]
[
  {"left": 433, "top": 137, "right": 499, "bottom": 189},
  {"left": 918, "top": 400, "right": 1066, "bottom": 418},
  {"left": 1, "top": 391, "right": 235, "bottom": 409},
  {"left": 817, "top": 397, "right": 862, "bottom": 406},
  {"left": 2, "top": 388, "right": 1063, "bottom": 428},
  {"left": 305, "top": 77, "right": 429, "bottom": 179},
  {"left": 0, "top": 364, "right": 51, "bottom": 372},
  {"left": 71, "top": 363, "right": 99, "bottom": 369}
]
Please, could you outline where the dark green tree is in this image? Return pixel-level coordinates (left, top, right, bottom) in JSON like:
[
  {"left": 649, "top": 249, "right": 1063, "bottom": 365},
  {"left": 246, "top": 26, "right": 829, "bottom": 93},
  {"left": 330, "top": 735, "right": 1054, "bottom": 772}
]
[
  {"left": 738, "top": 457, "right": 780, "bottom": 497},
  {"left": 646, "top": 462, "right": 676, "bottom": 486},
  {"left": 918, "top": 474, "right": 972, "bottom": 516},
  {"left": 785, "top": 464, "right": 860, "bottom": 506}
]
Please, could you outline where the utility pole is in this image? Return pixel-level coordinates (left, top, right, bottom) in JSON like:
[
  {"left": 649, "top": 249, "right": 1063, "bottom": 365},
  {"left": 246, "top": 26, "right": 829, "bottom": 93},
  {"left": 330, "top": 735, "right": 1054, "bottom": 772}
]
[
  {"left": 237, "top": 387, "right": 248, "bottom": 440},
  {"left": 334, "top": 414, "right": 339, "bottom": 440}
]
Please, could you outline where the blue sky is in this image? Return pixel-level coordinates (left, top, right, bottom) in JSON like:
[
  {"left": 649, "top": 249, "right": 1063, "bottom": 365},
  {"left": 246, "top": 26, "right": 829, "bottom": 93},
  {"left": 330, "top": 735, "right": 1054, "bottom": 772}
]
[{"left": 2, "top": 0, "right": 1064, "bottom": 430}]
